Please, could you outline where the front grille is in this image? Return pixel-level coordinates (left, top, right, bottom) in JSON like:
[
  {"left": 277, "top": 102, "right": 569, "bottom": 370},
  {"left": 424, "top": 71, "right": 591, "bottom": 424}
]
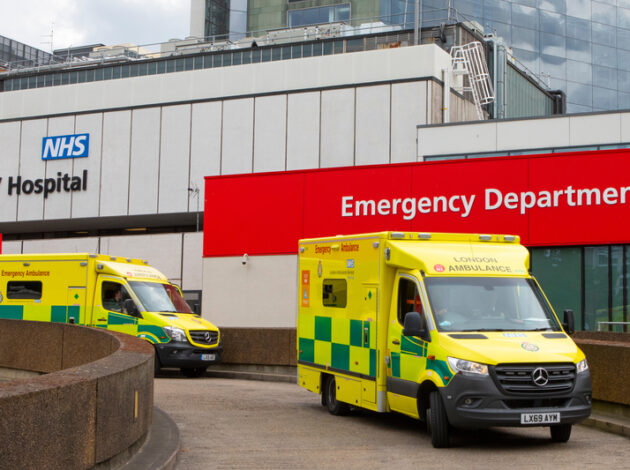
[
  {"left": 492, "top": 363, "right": 576, "bottom": 394},
  {"left": 188, "top": 330, "right": 219, "bottom": 345}
]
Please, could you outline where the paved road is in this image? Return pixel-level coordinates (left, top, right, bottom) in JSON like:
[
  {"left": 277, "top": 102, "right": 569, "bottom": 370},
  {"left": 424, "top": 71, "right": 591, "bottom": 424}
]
[{"left": 154, "top": 375, "right": 630, "bottom": 470}]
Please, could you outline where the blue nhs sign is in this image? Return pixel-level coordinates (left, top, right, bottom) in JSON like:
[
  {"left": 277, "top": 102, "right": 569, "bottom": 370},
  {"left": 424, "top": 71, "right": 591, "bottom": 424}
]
[{"left": 42, "top": 133, "right": 89, "bottom": 160}]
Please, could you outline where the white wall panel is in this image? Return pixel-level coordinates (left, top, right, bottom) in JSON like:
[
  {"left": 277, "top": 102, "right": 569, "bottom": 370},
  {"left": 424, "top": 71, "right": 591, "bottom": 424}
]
[
  {"left": 72, "top": 113, "right": 103, "bottom": 219},
  {"left": 286, "top": 92, "right": 320, "bottom": 170},
  {"left": 100, "top": 233, "right": 183, "bottom": 283},
  {"left": 253, "top": 95, "right": 287, "bottom": 172},
  {"left": 418, "top": 122, "right": 498, "bottom": 158},
  {"left": 391, "top": 82, "right": 427, "bottom": 163},
  {"left": 22, "top": 237, "right": 99, "bottom": 254},
  {"left": 100, "top": 111, "right": 131, "bottom": 217},
  {"left": 17, "top": 119, "right": 47, "bottom": 221},
  {"left": 129, "top": 108, "right": 161, "bottom": 215},
  {"left": 202, "top": 255, "right": 297, "bottom": 327},
  {"left": 320, "top": 89, "right": 354, "bottom": 168},
  {"left": 0, "top": 121, "right": 20, "bottom": 222},
  {"left": 43, "top": 116, "right": 75, "bottom": 220},
  {"left": 621, "top": 113, "right": 630, "bottom": 142},
  {"left": 190, "top": 102, "right": 222, "bottom": 206},
  {"left": 221, "top": 98, "right": 254, "bottom": 175},
  {"left": 182, "top": 232, "right": 203, "bottom": 290},
  {"left": 569, "top": 114, "right": 620, "bottom": 146},
  {"left": 159, "top": 105, "right": 191, "bottom": 214},
  {"left": 355, "top": 85, "right": 390, "bottom": 165},
  {"left": 496, "top": 117, "right": 570, "bottom": 151},
  {"left": 1, "top": 241, "right": 23, "bottom": 254}
]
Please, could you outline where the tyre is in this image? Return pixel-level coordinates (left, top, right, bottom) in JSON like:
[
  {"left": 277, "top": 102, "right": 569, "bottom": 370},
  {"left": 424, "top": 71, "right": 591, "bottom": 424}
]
[
  {"left": 325, "top": 375, "right": 350, "bottom": 416},
  {"left": 181, "top": 366, "right": 207, "bottom": 378},
  {"left": 428, "top": 390, "right": 450, "bottom": 448},
  {"left": 550, "top": 424, "right": 572, "bottom": 443}
]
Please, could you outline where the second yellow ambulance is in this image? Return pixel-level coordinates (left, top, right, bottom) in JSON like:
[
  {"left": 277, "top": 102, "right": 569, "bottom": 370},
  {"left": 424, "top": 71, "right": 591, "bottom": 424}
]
[
  {"left": 297, "top": 232, "right": 591, "bottom": 447},
  {"left": 0, "top": 253, "right": 221, "bottom": 377}
]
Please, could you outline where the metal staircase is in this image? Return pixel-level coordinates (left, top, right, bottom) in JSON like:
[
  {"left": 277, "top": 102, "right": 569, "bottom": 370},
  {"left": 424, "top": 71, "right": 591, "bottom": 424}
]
[{"left": 451, "top": 41, "right": 494, "bottom": 119}]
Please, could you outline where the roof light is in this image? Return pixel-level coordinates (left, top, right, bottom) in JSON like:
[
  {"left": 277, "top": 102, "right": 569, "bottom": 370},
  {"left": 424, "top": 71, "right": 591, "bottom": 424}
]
[
  {"left": 479, "top": 234, "right": 492, "bottom": 241},
  {"left": 391, "top": 232, "right": 405, "bottom": 239},
  {"left": 503, "top": 235, "right": 516, "bottom": 242},
  {"left": 418, "top": 233, "right": 431, "bottom": 239}
]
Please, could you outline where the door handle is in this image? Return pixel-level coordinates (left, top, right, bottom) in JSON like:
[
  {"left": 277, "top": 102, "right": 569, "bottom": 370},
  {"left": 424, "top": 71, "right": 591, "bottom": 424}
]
[
  {"left": 364, "top": 327, "right": 369, "bottom": 345},
  {"left": 98, "top": 317, "right": 107, "bottom": 322},
  {"left": 392, "top": 339, "right": 400, "bottom": 345}
]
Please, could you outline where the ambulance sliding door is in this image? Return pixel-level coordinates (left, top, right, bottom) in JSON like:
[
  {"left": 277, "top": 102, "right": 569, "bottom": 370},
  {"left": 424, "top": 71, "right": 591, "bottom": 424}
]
[{"left": 66, "top": 287, "right": 87, "bottom": 325}]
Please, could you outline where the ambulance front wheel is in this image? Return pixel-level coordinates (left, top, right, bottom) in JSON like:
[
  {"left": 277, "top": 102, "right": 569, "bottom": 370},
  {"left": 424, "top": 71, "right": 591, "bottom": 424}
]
[
  {"left": 427, "top": 390, "right": 451, "bottom": 448},
  {"left": 324, "top": 375, "right": 350, "bottom": 416},
  {"left": 550, "top": 424, "right": 572, "bottom": 443}
]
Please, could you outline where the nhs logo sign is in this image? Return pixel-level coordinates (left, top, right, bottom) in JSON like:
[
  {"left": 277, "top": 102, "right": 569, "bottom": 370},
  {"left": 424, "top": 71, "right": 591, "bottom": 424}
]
[{"left": 42, "top": 133, "right": 89, "bottom": 160}]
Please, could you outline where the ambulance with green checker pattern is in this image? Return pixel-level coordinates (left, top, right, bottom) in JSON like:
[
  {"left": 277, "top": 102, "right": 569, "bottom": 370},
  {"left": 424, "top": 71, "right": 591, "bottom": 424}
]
[
  {"left": 0, "top": 253, "right": 221, "bottom": 377},
  {"left": 297, "top": 232, "right": 591, "bottom": 447}
]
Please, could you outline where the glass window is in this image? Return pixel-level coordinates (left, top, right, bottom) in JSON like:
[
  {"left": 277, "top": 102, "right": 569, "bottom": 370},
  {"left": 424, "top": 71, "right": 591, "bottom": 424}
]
[
  {"left": 136, "top": 63, "right": 147, "bottom": 76},
  {"left": 111, "top": 67, "right": 120, "bottom": 79},
  {"left": 7, "top": 281, "right": 42, "bottom": 300},
  {"left": 166, "top": 59, "right": 176, "bottom": 73},
  {"left": 323, "top": 41, "right": 333, "bottom": 55},
  {"left": 232, "top": 51, "right": 242, "bottom": 65},
  {"left": 102, "top": 67, "right": 113, "bottom": 80},
  {"left": 175, "top": 58, "right": 185, "bottom": 72},
  {"left": 592, "top": 22, "right": 615, "bottom": 46},
  {"left": 129, "top": 65, "right": 138, "bottom": 77},
  {"left": 242, "top": 51, "right": 251, "bottom": 64},
  {"left": 86, "top": 69, "right": 94, "bottom": 81},
  {"left": 566, "top": 38, "right": 592, "bottom": 63},
  {"left": 261, "top": 48, "right": 271, "bottom": 62},
  {"left": 539, "top": 0, "right": 565, "bottom": 14},
  {"left": 611, "top": 246, "right": 625, "bottom": 331},
  {"left": 213, "top": 53, "right": 223, "bottom": 67},
  {"left": 186, "top": 57, "right": 196, "bottom": 70},
  {"left": 593, "top": 86, "right": 618, "bottom": 109},
  {"left": 592, "top": 1, "right": 616, "bottom": 25},
  {"left": 619, "top": 7, "right": 630, "bottom": 29},
  {"left": 313, "top": 42, "right": 323, "bottom": 56},
  {"left": 397, "top": 277, "right": 423, "bottom": 325},
  {"left": 567, "top": 60, "right": 592, "bottom": 85},
  {"left": 593, "top": 65, "right": 617, "bottom": 90},
  {"left": 322, "top": 279, "right": 347, "bottom": 308},
  {"left": 592, "top": 43, "right": 617, "bottom": 67},
  {"left": 156, "top": 61, "right": 166, "bottom": 74},
  {"left": 281, "top": 46, "right": 291, "bottom": 59},
  {"left": 567, "top": 82, "right": 593, "bottom": 107},
  {"left": 102, "top": 281, "right": 136, "bottom": 314},
  {"left": 566, "top": 0, "right": 591, "bottom": 20},
  {"left": 617, "top": 27, "right": 630, "bottom": 51},
  {"left": 541, "top": 53, "right": 566, "bottom": 79},
  {"left": 584, "top": 246, "right": 609, "bottom": 331},
  {"left": 121, "top": 65, "right": 129, "bottom": 78},
  {"left": 484, "top": 0, "right": 511, "bottom": 23},
  {"left": 567, "top": 16, "right": 591, "bottom": 41},
  {"left": 541, "top": 32, "right": 566, "bottom": 57},
  {"left": 292, "top": 44, "right": 302, "bottom": 58},
  {"left": 511, "top": 4, "right": 539, "bottom": 30},
  {"left": 346, "top": 38, "right": 364, "bottom": 53},
  {"left": 540, "top": 10, "right": 566, "bottom": 35},
  {"left": 425, "top": 277, "right": 561, "bottom": 332},
  {"left": 128, "top": 281, "right": 192, "bottom": 313},
  {"left": 303, "top": 43, "right": 313, "bottom": 57},
  {"left": 252, "top": 49, "right": 262, "bottom": 63}
]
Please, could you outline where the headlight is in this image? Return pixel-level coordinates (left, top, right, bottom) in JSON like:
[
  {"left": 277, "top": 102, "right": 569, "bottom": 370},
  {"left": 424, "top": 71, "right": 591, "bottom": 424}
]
[
  {"left": 164, "top": 326, "right": 188, "bottom": 343},
  {"left": 576, "top": 358, "right": 589, "bottom": 373},
  {"left": 447, "top": 357, "right": 489, "bottom": 376}
]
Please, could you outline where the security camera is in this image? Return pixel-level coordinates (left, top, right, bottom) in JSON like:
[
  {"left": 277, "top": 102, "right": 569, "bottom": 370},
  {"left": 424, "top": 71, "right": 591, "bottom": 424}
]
[{"left": 241, "top": 254, "right": 249, "bottom": 266}]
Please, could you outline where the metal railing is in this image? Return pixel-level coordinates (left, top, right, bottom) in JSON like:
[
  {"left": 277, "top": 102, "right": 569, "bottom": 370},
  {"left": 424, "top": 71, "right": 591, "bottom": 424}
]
[{"left": 597, "top": 321, "right": 630, "bottom": 332}]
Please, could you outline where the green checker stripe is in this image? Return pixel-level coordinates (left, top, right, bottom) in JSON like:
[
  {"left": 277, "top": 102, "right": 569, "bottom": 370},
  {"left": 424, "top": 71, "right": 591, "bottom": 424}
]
[
  {"left": 138, "top": 325, "right": 168, "bottom": 343},
  {"left": 350, "top": 319, "right": 362, "bottom": 347},
  {"left": 370, "top": 349, "right": 376, "bottom": 377},
  {"left": 314, "top": 316, "right": 331, "bottom": 342},
  {"left": 391, "top": 351, "right": 401, "bottom": 378},
  {"left": 427, "top": 359, "right": 453, "bottom": 383},
  {"left": 0, "top": 305, "right": 23, "bottom": 320},
  {"left": 401, "top": 336, "right": 425, "bottom": 356},
  {"left": 331, "top": 343, "right": 349, "bottom": 371},
  {"left": 51, "top": 305, "right": 81, "bottom": 324},
  {"left": 108, "top": 313, "right": 136, "bottom": 325},
  {"left": 299, "top": 338, "right": 315, "bottom": 363}
]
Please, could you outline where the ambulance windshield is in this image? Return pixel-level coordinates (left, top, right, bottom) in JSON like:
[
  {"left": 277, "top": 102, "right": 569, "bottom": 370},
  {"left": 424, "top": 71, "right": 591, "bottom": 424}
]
[
  {"left": 129, "top": 281, "right": 193, "bottom": 314},
  {"left": 425, "top": 277, "right": 561, "bottom": 332}
]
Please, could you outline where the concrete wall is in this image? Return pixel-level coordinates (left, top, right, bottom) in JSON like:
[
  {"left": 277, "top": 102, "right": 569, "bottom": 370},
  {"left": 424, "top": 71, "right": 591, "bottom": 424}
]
[
  {"left": 417, "top": 110, "right": 630, "bottom": 159},
  {"left": 0, "top": 319, "right": 154, "bottom": 470}
]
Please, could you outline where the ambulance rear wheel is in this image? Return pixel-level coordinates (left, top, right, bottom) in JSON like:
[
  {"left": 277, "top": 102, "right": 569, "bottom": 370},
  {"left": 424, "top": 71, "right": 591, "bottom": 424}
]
[
  {"left": 550, "top": 424, "right": 572, "bottom": 443},
  {"left": 428, "top": 390, "right": 450, "bottom": 448},
  {"left": 325, "top": 375, "right": 349, "bottom": 416},
  {"left": 181, "top": 366, "right": 207, "bottom": 378}
]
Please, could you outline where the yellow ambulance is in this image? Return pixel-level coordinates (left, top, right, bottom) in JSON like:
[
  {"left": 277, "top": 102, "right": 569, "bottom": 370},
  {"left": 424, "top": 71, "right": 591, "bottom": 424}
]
[
  {"left": 297, "top": 232, "right": 591, "bottom": 447},
  {"left": 0, "top": 253, "right": 221, "bottom": 377}
]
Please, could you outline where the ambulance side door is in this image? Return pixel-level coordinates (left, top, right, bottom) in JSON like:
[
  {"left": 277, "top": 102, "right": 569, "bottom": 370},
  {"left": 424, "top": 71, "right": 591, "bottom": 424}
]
[{"left": 386, "top": 272, "right": 430, "bottom": 417}]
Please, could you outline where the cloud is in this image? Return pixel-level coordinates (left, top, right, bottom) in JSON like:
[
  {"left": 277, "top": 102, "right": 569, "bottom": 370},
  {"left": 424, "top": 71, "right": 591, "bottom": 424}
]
[{"left": 0, "top": 0, "right": 189, "bottom": 52}]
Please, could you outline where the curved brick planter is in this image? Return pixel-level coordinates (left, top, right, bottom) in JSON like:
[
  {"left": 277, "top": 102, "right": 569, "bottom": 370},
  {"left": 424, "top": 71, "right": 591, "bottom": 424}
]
[{"left": 0, "top": 319, "right": 154, "bottom": 470}]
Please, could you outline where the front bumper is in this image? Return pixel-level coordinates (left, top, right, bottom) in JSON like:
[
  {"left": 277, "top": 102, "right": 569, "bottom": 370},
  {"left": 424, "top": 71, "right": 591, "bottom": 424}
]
[
  {"left": 440, "top": 370, "right": 592, "bottom": 429},
  {"left": 155, "top": 341, "right": 222, "bottom": 368}
]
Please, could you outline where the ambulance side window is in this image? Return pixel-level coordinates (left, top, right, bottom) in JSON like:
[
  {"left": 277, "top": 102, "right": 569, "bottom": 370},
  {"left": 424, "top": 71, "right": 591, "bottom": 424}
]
[
  {"left": 322, "top": 279, "right": 347, "bottom": 308},
  {"left": 397, "top": 278, "right": 423, "bottom": 325},
  {"left": 7, "top": 281, "right": 42, "bottom": 300},
  {"left": 102, "top": 281, "right": 134, "bottom": 314}
]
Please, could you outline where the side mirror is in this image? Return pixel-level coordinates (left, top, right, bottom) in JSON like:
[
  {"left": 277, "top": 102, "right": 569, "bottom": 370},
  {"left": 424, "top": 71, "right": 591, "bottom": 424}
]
[
  {"left": 402, "top": 311, "right": 429, "bottom": 341},
  {"left": 563, "top": 309, "right": 575, "bottom": 335},
  {"left": 124, "top": 299, "right": 141, "bottom": 317}
]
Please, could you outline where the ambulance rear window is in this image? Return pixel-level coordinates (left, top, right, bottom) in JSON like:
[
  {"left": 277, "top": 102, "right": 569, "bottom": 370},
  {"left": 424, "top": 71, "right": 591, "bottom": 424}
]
[
  {"left": 7, "top": 281, "right": 43, "bottom": 300},
  {"left": 322, "top": 279, "right": 347, "bottom": 308}
]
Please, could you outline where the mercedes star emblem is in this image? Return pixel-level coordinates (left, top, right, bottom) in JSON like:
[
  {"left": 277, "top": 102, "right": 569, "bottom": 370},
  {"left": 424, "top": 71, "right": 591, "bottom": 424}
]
[{"left": 532, "top": 367, "right": 549, "bottom": 387}]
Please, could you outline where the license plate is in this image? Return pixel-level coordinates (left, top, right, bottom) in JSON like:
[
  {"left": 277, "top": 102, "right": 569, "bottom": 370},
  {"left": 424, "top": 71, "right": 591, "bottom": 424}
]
[
  {"left": 201, "top": 354, "right": 216, "bottom": 361},
  {"left": 520, "top": 412, "right": 560, "bottom": 425}
]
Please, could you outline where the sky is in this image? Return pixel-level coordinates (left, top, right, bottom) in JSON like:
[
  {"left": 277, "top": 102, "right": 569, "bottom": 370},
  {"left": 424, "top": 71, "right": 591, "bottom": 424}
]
[{"left": 0, "top": 0, "right": 190, "bottom": 53}]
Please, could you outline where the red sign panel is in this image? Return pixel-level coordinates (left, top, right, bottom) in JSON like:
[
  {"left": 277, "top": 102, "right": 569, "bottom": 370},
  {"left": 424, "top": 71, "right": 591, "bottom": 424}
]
[{"left": 204, "top": 149, "right": 630, "bottom": 257}]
